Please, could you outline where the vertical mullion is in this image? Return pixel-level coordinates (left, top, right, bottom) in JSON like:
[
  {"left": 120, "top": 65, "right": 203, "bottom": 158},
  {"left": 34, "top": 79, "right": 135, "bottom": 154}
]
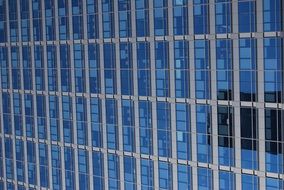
[
  {"left": 256, "top": 0, "right": 266, "bottom": 189},
  {"left": 188, "top": 1, "right": 198, "bottom": 190}
]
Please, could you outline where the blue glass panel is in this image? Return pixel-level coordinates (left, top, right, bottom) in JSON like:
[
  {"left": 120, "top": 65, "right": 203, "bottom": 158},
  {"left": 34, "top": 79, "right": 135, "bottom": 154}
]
[
  {"left": 58, "top": 0, "right": 69, "bottom": 38},
  {"left": 27, "top": 140, "right": 36, "bottom": 185},
  {"left": 108, "top": 153, "right": 120, "bottom": 190},
  {"left": 177, "top": 164, "right": 191, "bottom": 190},
  {"left": 239, "top": 38, "right": 257, "bottom": 101},
  {"left": 174, "top": 40, "right": 189, "bottom": 98},
  {"left": 22, "top": 46, "right": 32, "bottom": 90},
  {"left": 216, "top": 39, "right": 232, "bottom": 100},
  {"left": 51, "top": 145, "right": 61, "bottom": 190},
  {"left": 45, "top": 0, "right": 55, "bottom": 40},
  {"left": 11, "top": 47, "right": 21, "bottom": 89},
  {"left": 106, "top": 99, "right": 118, "bottom": 150},
  {"left": 120, "top": 43, "right": 133, "bottom": 95},
  {"left": 265, "top": 109, "right": 283, "bottom": 173},
  {"left": 154, "top": 0, "right": 168, "bottom": 36},
  {"left": 157, "top": 102, "right": 171, "bottom": 157},
  {"left": 137, "top": 42, "right": 151, "bottom": 96},
  {"left": 91, "top": 98, "right": 102, "bottom": 148},
  {"left": 242, "top": 174, "right": 258, "bottom": 190},
  {"left": 78, "top": 149, "right": 89, "bottom": 189},
  {"left": 263, "top": 0, "right": 282, "bottom": 32},
  {"left": 124, "top": 156, "right": 136, "bottom": 190},
  {"left": 74, "top": 44, "right": 85, "bottom": 92},
  {"left": 0, "top": 47, "right": 9, "bottom": 89},
  {"left": 102, "top": 0, "right": 114, "bottom": 38},
  {"left": 47, "top": 45, "right": 57, "bottom": 91},
  {"left": 0, "top": 1, "right": 6, "bottom": 42},
  {"left": 122, "top": 100, "right": 135, "bottom": 152},
  {"left": 32, "top": 0, "right": 42, "bottom": 41},
  {"left": 218, "top": 106, "right": 234, "bottom": 166},
  {"left": 139, "top": 101, "right": 152, "bottom": 155},
  {"left": 141, "top": 158, "right": 154, "bottom": 190},
  {"left": 87, "top": 14, "right": 99, "bottom": 39},
  {"left": 215, "top": 1, "right": 231, "bottom": 33},
  {"left": 119, "top": 0, "right": 131, "bottom": 37},
  {"left": 238, "top": 1, "right": 255, "bottom": 32},
  {"left": 93, "top": 151, "right": 104, "bottom": 190},
  {"left": 176, "top": 103, "right": 190, "bottom": 160},
  {"left": 62, "top": 96, "right": 73, "bottom": 143},
  {"left": 198, "top": 167, "right": 212, "bottom": 190},
  {"left": 89, "top": 44, "right": 100, "bottom": 93},
  {"left": 241, "top": 107, "right": 258, "bottom": 170},
  {"left": 195, "top": 40, "right": 210, "bottom": 99},
  {"left": 15, "top": 140, "right": 25, "bottom": 182},
  {"left": 173, "top": 4, "right": 188, "bottom": 35},
  {"left": 196, "top": 104, "right": 212, "bottom": 163},
  {"left": 39, "top": 143, "right": 49, "bottom": 187},
  {"left": 155, "top": 41, "right": 169, "bottom": 97},
  {"left": 266, "top": 177, "right": 284, "bottom": 190},
  {"left": 159, "top": 161, "right": 172, "bottom": 190},
  {"left": 219, "top": 171, "right": 235, "bottom": 190},
  {"left": 264, "top": 38, "right": 282, "bottom": 103},
  {"left": 104, "top": 43, "right": 116, "bottom": 94},
  {"left": 76, "top": 97, "right": 87, "bottom": 145},
  {"left": 64, "top": 147, "right": 75, "bottom": 189},
  {"left": 5, "top": 138, "right": 14, "bottom": 180},
  {"left": 136, "top": 0, "right": 149, "bottom": 37},
  {"left": 194, "top": 1, "right": 209, "bottom": 34}
]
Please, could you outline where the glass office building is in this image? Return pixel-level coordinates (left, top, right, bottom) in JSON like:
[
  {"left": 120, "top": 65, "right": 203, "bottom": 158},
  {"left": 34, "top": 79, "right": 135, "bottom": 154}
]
[{"left": 0, "top": 0, "right": 283, "bottom": 189}]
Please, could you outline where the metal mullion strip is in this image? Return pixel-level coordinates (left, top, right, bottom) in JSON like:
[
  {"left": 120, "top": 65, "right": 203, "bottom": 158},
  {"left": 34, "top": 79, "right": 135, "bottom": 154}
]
[
  {"left": 47, "top": 0, "right": 59, "bottom": 188},
  {"left": 167, "top": 0, "right": 173, "bottom": 37},
  {"left": 25, "top": 0, "right": 33, "bottom": 188},
  {"left": 98, "top": 2, "right": 109, "bottom": 190},
  {"left": 113, "top": 1, "right": 125, "bottom": 189},
  {"left": 82, "top": 1, "right": 94, "bottom": 189},
  {"left": 256, "top": 0, "right": 266, "bottom": 189},
  {"left": 14, "top": 0, "right": 24, "bottom": 188},
  {"left": 97, "top": 0, "right": 109, "bottom": 189},
  {"left": 148, "top": 0, "right": 159, "bottom": 189},
  {"left": 70, "top": 48, "right": 79, "bottom": 190},
  {"left": 67, "top": 1, "right": 79, "bottom": 190},
  {"left": 168, "top": 1, "right": 178, "bottom": 188},
  {"left": 42, "top": 22, "right": 53, "bottom": 190},
  {"left": 208, "top": 1, "right": 219, "bottom": 189},
  {"left": 54, "top": 0, "right": 59, "bottom": 41},
  {"left": 58, "top": 93, "right": 65, "bottom": 190},
  {"left": 85, "top": 94, "right": 93, "bottom": 190},
  {"left": 44, "top": 82, "right": 53, "bottom": 190},
  {"left": 232, "top": 0, "right": 241, "bottom": 188},
  {"left": 130, "top": 1, "right": 141, "bottom": 188},
  {"left": 0, "top": 99, "right": 6, "bottom": 190},
  {"left": 31, "top": 73, "right": 39, "bottom": 189},
  {"left": 6, "top": 0, "right": 18, "bottom": 188},
  {"left": 188, "top": 1, "right": 198, "bottom": 190},
  {"left": 170, "top": 98, "right": 177, "bottom": 190},
  {"left": 233, "top": 41, "right": 242, "bottom": 190},
  {"left": 45, "top": 85, "right": 53, "bottom": 189},
  {"left": 0, "top": 43, "right": 6, "bottom": 189},
  {"left": 55, "top": 2, "right": 66, "bottom": 188},
  {"left": 0, "top": 4, "right": 8, "bottom": 188},
  {"left": 31, "top": 1, "right": 47, "bottom": 188},
  {"left": 151, "top": 100, "right": 159, "bottom": 190},
  {"left": 16, "top": 0, "right": 21, "bottom": 44},
  {"left": 58, "top": 93, "right": 66, "bottom": 190}
]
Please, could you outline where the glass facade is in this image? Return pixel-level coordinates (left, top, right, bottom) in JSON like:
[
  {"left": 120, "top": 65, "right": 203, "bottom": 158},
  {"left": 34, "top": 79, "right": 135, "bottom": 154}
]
[{"left": 0, "top": 0, "right": 283, "bottom": 189}]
